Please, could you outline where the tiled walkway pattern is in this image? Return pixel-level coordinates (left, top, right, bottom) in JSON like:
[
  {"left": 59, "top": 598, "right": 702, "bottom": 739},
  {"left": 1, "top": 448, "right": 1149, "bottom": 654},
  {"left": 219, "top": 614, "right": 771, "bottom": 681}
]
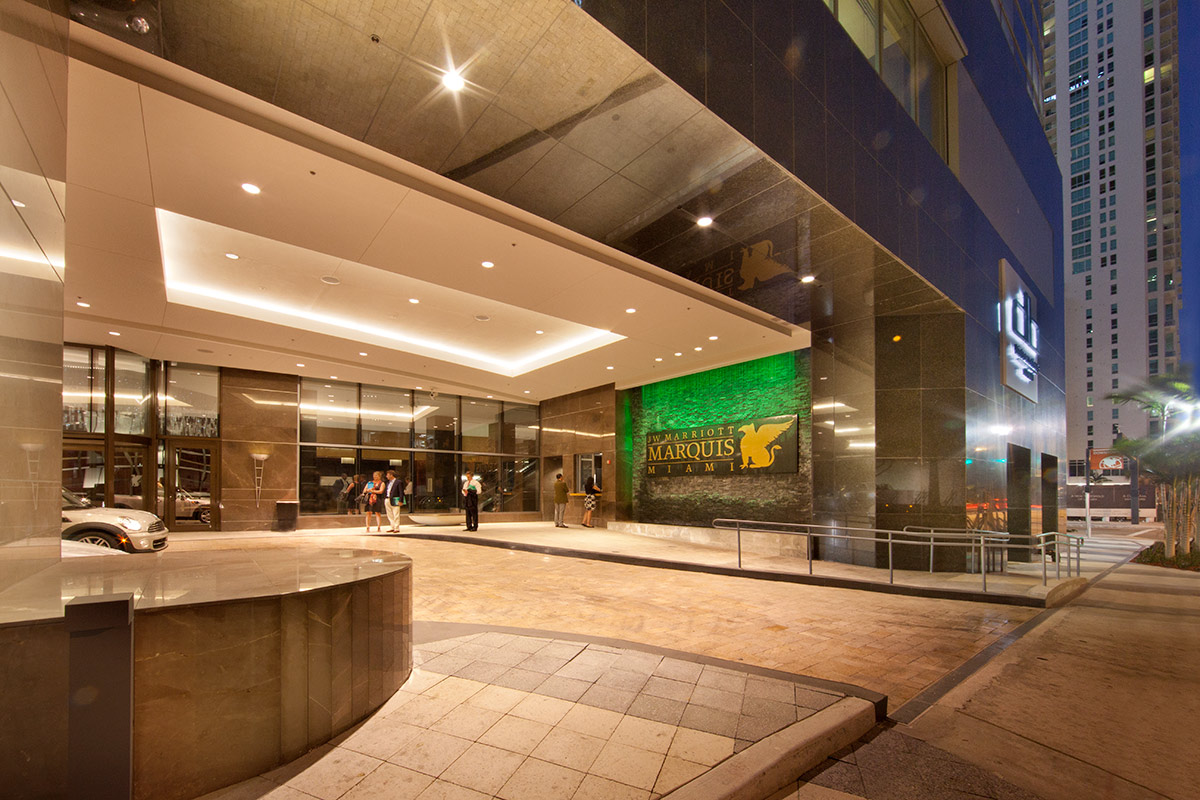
[
  {"left": 172, "top": 535, "right": 1039, "bottom": 707},
  {"left": 200, "top": 631, "right": 845, "bottom": 800}
]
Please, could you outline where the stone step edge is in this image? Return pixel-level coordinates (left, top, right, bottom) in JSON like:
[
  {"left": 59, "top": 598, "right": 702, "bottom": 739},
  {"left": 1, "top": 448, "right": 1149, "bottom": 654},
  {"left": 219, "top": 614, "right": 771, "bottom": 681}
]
[{"left": 662, "top": 697, "right": 878, "bottom": 800}]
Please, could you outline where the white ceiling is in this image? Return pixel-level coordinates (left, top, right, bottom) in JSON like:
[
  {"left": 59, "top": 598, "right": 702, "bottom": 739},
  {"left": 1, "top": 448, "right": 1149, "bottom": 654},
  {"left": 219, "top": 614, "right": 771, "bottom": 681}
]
[{"left": 63, "top": 29, "right": 808, "bottom": 402}]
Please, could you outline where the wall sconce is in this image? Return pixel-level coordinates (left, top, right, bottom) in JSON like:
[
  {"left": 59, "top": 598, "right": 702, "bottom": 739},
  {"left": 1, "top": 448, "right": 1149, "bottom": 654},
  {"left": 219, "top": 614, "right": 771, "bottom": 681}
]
[{"left": 251, "top": 453, "right": 269, "bottom": 508}]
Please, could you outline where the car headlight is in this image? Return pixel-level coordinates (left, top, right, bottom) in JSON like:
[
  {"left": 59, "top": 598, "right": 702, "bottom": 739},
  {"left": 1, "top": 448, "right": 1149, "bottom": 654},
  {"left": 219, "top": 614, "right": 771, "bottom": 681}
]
[{"left": 117, "top": 516, "right": 144, "bottom": 532}]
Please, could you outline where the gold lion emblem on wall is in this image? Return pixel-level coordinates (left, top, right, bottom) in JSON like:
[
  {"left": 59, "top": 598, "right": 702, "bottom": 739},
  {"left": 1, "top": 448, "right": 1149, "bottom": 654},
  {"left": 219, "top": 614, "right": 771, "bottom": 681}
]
[{"left": 737, "top": 418, "right": 795, "bottom": 469}]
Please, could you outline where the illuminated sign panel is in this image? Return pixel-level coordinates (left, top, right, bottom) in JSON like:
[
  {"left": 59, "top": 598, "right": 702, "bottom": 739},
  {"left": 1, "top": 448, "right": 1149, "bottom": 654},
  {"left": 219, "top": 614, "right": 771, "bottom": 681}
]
[
  {"left": 1000, "top": 259, "right": 1039, "bottom": 403},
  {"left": 645, "top": 415, "right": 798, "bottom": 477}
]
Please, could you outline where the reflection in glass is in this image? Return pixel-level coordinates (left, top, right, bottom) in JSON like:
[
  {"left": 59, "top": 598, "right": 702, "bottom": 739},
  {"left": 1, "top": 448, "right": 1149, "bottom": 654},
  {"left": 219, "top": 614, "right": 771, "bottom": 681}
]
[
  {"left": 414, "top": 392, "right": 458, "bottom": 450},
  {"left": 501, "top": 458, "right": 539, "bottom": 511},
  {"left": 300, "top": 379, "right": 358, "bottom": 444},
  {"left": 111, "top": 447, "right": 148, "bottom": 510},
  {"left": 361, "top": 386, "right": 412, "bottom": 447},
  {"left": 63, "top": 345, "right": 105, "bottom": 433},
  {"left": 62, "top": 447, "right": 105, "bottom": 505},
  {"left": 461, "top": 455, "right": 501, "bottom": 512},
  {"left": 840, "top": 0, "right": 879, "bottom": 67},
  {"left": 502, "top": 403, "right": 539, "bottom": 456},
  {"left": 915, "top": 31, "right": 946, "bottom": 157},
  {"left": 461, "top": 398, "right": 501, "bottom": 453},
  {"left": 112, "top": 352, "right": 151, "bottom": 435},
  {"left": 413, "top": 451, "right": 458, "bottom": 511},
  {"left": 164, "top": 362, "right": 219, "bottom": 437},
  {"left": 300, "top": 445, "right": 358, "bottom": 514},
  {"left": 173, "top": 447, "right": 214, "bottom": 525},
  {"left": 881, "top": 0, "right": 915, "bottom": 115}
]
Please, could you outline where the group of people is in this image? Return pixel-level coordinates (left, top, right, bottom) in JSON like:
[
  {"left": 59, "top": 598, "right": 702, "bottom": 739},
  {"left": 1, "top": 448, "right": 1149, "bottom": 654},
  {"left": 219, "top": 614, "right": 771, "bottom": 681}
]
[
  {"left": 552, "top": 472, "right": 599, "bottom": 528},
  {"left": 335, "top": 472, "right": 412, "bottom": 531}
]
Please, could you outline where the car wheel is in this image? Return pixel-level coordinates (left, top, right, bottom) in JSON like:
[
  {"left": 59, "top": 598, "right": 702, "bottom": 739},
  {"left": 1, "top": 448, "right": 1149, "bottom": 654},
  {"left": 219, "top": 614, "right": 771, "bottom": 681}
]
[
  {"left": 197, "top": 508, "right": 211, "bottom": 525},
  {"left": 72, "top": 530, "right": 122, "bottom": 549}
]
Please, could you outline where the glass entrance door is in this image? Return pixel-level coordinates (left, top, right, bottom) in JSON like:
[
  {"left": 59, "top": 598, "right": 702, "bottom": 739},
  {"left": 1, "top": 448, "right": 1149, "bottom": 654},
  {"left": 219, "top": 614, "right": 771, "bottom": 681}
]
[{"left": 161, "top": 443, "right": 216, "bottom": 529}]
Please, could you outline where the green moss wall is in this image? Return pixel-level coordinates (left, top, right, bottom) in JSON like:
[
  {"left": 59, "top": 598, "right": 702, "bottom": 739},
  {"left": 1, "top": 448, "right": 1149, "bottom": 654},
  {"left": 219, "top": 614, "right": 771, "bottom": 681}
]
[{"left": 625, "top": 351, "right": 811, "bottom": 526}]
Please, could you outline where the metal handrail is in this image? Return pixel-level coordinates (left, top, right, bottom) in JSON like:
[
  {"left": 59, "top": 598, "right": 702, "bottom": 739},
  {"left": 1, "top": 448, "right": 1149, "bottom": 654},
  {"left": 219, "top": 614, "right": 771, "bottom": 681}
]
[
  {"left": 712, "top": 518, "right": 1081, "bottom": 593},
  {"left": 903, "top": 525, "right": 1012, "bottom": 574}
]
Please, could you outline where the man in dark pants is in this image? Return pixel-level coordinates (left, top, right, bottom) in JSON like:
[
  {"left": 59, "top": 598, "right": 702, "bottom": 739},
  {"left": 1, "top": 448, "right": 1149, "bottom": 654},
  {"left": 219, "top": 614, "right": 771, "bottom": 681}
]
[{"left": 462, "top": 469, "right": 482, "bottom": 531}]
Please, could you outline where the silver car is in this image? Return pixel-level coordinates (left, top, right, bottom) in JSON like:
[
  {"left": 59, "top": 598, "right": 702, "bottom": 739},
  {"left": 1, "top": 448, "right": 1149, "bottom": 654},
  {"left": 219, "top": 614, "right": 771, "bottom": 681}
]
[{"left": 61, "top": 488, "right": 169, "bottom": 553}]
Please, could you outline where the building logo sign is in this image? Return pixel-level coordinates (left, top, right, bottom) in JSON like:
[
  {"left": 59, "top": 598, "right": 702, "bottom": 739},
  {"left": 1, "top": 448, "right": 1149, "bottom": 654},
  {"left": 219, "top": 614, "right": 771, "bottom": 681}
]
[
  {"left": 1000, "top": 259, "right": 1039, "bottom": 403},
  {"left": 645, "top": 415, "right": 798, "bottom": 477}
]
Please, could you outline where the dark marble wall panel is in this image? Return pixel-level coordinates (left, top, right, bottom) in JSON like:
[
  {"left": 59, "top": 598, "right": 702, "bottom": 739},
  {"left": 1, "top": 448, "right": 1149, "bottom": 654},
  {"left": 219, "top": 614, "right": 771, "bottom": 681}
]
[
  {"left": 0, "top": 620, "right": 67, "bottom": 797},
  {"left": 306, "top": 590, "right": 334, "bottom": 749}
]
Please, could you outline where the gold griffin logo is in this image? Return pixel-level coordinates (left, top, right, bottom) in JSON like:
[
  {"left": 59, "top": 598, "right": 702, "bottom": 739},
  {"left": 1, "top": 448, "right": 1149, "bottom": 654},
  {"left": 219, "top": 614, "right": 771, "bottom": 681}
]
[
  {"left": 737, "top": 239, "right": 790, "bottom": 289},
  {"left": 737, "top": 418, "right": 795, "bottom": 469}
]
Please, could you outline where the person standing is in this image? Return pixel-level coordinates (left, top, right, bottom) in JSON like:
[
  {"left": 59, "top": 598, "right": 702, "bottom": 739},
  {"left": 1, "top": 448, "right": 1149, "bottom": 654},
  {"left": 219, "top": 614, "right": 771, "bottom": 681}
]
[
  {"left": 553, "top": 473, "right": 569, "bottom": 528},
  {"left": 581, "top": 474, "right": 599, "bottom": 528},
  {"left": 462, "top": 469, "right": 482, "bottom": 531},
  {"left": 384, "top": 469, "right": 403, "bottom": 532},
  {"left": 404, "top": 478, "right": 414, "bottom": 511},
  {"left": 363, "top": 471, "right": 385, "bottom": 532},
  {"left": 334, "top": 473, "right": 352, "bottom": 514}
]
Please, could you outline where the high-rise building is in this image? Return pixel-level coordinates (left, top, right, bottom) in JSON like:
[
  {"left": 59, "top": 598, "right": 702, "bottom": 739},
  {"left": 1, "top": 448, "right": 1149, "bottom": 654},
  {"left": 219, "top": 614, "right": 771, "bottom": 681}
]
[{"left": 1042, "top": 0, "right": 1181, "bottom": 479}]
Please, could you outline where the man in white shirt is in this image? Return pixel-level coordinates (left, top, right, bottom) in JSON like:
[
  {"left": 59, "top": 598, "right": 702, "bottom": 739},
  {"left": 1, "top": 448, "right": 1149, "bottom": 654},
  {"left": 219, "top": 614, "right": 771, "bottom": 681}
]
[
  {"left": 384, "top": 469, "right": 402, "bottom": 532},
  {"left": 462, "top": 470, "right": 482, "bottom": 531}
]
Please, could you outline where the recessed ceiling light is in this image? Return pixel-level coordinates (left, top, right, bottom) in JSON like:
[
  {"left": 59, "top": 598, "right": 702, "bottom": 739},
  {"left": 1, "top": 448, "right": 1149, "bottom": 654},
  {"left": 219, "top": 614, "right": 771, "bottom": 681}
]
[
  {"left": 801, "top": 275, "right": 816, "bottom": 284},
  {"left": 606, "top": 366, "right": 614, "bottom": 370},
  {"left": 321, "top": 275, "right": 341, "bottom": 285},
  {"left": 535, "top": 330, "right": 544, "bottom": 335},
  {"left": 523, "top": 390, "right": 530, "bottom": 394},
  {"left": 481, "top": 261, "right": 494, "bottom": 268},
  {"left": 625, "top": 308, "right": 636, "bottom": 314},
  {"left": 241, "top": 182, "right": 261, "bottom": 195},
  {"left": 708, "top": 335, "right": 718, "bottom": 341},
  {"left": 486, "top": 395, "right": 493, "bottom": 399},
  {"left": 359, "top": 352, "right": 368, "bottom": 356},
  {"left": 330, "top": 375, "right": 338, "bottom": 379},
  {"left": 76, "top": 301, "right": 91, "bottom": 308},
  {"left": 697, "top": 216, "right": 713, "bottom": 227},
  {"left": 655, "top": 357, "right": 663, "bottom": 362},
  {"left": 12, "top": 199, "right": 26, "bottom": 208},
  {"left": 442, "top": 70, "right": 465, "bottom": 91},
  {"left": 409, "top": 298, "right": 419, "bottom": 304},
  {"left": 108, "top": 331, "right": 121, "bottom": 336},
  {"left": 225, "top": 253, "right": 239, "bottom": 260},
  {"left": 474, "top": 314, "right": 491, "bottom": 322},
  {"left": 415, "top": 386, "right": 423, "bottom": 390},
  {"left": 198, "top": 348, "right": 214, "bottom": 354},
  {"left": 674, "top": 352, "right": 682, "bottom": 357},
  {"left": 694, "top": 346, "right": 703, "bottom": 351}
]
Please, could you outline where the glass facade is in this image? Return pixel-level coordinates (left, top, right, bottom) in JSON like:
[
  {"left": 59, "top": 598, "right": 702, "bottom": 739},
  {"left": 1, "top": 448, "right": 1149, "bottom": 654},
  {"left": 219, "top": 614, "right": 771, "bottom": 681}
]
[
  {"left": 63, "top": 345, "right": 105, "bottom": 433},
  {"left": 112, "top": 351, "right": 151, "bottom": 436},
  {"left": 298, "top": 379, "right": 540, "bottom": 515},
  {"left": 162, "top": 363, "right": 219, "bottom": 437},
  {"left": 827, "top": 0, "right": 949, "bottom": 158}
]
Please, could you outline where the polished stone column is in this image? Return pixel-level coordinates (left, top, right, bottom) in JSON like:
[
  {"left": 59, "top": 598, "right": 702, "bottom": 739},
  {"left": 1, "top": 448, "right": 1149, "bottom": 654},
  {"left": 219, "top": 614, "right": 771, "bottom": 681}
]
[{"left": 218, "top": 369, "right": 299, "bottom": 530}]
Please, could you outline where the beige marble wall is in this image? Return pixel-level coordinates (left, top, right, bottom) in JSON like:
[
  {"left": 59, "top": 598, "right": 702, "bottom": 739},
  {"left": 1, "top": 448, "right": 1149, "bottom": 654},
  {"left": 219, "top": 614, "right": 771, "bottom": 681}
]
[
  {"left": 219, "top": 369, "right": 299, "bottom": 530},
  {"left": 0, "top": 0, "right": 68, "bottom": 590},
  {"left": 133, "top": 569, "right": 411, "bottom": 800},
  {"left": 540, "top": 385, "right": 617, "bottom": 525}
]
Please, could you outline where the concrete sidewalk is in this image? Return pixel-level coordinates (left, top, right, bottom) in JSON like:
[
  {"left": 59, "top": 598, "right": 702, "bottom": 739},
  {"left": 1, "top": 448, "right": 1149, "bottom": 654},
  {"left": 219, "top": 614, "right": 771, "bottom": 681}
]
[{"left": 899, "top": 560, "right": 1200, "bottom": 800}]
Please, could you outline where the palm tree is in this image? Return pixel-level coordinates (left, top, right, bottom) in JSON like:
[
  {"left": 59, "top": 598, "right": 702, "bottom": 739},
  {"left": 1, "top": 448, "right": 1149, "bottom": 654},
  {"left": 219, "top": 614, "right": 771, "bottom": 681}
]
[{"left": 1110, "top": 373, "right": 1200, "bottom": 558}]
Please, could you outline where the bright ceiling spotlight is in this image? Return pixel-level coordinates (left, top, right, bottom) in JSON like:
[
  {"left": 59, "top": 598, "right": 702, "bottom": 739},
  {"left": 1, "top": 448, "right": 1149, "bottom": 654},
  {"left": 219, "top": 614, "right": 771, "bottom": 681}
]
[
  {"left": 708, "top": 335, "right": 718, "bottom": 341},
  {"left": 241, "top": 182, "right": 261, "bottom": 195},
  {"left": 625, "top": 308, "right": 636, "bottom": 314},
  {"left": 12, "top": 200, "right": 26, "bottom": 208},
  {"left": 694, "top": 346, "right": 703, "bottom": 351},
  {"left": 408, "top": 297, "right": 420, "bottom": 304},
  {"left": 801, "top": 275, "right": 816, "bottom": 283},
  {"left": 696, "top": 216, "right": 713, "bottom": 227},
  {"left": 481, "top": 261, "right": 494, "bottom": 268},
  {"left": 442, "top": 70, "right": 465, "bottom": 91},
  {"left": 225, "top": 253, "right": 239, "bottom": 260},
  {"left": 76, "top": 301, "right": 91, "bottom": 308},
  {"left": 108, "top": 331, "right": 121, "bottom": 336}
]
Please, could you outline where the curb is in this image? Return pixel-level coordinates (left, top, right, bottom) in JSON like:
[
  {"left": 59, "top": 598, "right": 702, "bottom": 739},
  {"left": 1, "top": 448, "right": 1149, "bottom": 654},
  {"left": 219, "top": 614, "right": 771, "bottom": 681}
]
[{"left": 662, "top": 697, "right": 878, "bottom": 800}]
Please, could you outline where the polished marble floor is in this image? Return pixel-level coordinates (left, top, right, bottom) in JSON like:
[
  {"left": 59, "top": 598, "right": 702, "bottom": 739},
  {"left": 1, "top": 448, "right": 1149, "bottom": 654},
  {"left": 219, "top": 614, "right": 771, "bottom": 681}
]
[
  {"left": 171, "top": 532, "right": 1039, "bottom": 707},
  {"left": 199, "top": 631, "right": 847, "bottom": 800}
]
